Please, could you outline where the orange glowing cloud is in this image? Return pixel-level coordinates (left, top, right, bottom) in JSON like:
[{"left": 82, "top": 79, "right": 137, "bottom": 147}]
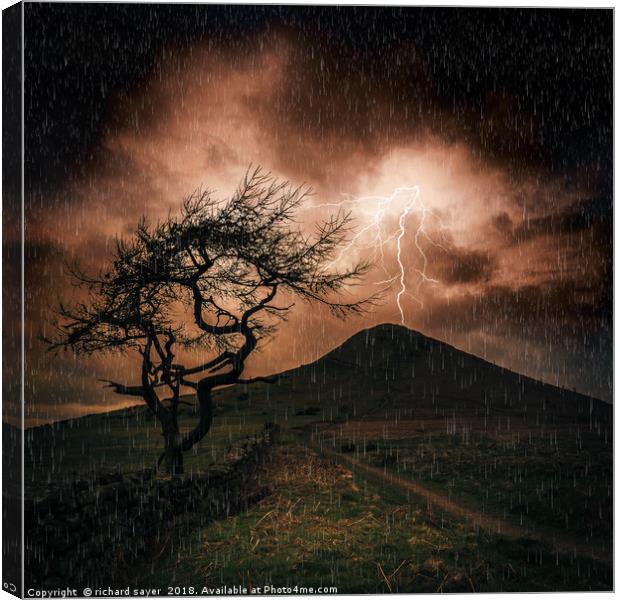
[{"left": 23, "top": 33, "right": 609, "bottom": 425}]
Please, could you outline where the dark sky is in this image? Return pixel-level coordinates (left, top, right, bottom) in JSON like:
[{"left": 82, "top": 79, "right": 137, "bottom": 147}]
[
  {"left": 25, "top": 5, "right": 612, "bottom": 191},
  {"left": 17, "top": 4, "right": 613, "bottom": 423}
]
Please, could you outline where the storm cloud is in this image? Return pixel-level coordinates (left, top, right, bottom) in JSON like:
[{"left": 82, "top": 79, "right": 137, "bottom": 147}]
[{"left": 17, "top": 5, "right": 612, "bottom": 423}]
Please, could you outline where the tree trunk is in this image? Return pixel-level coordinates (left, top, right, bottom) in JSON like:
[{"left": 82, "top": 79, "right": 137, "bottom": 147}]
[
  {"left": 163, "top": 432, "right": 184, "bottom": 475},
  {"left": 181, "top": 382, "right": 213, "bottom": 452}
]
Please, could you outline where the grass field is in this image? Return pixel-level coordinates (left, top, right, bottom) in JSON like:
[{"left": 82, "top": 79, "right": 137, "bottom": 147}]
[
  {"left": 317, "top": 421, "right": 613, "bottom": 542},
  {"left": 123, "top": 442, "right": 611, "bottom": 593},
  {"left": 25, "top": 389, "right": 279, "bottom": 486}
]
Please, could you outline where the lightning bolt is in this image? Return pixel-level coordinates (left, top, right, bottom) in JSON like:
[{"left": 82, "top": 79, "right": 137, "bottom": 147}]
[
  {"left": 310, "top": 186, "right": 446, "bottom": 324},
  {"left": 395, "top": 189, "right": 418, "bottom": 322}
]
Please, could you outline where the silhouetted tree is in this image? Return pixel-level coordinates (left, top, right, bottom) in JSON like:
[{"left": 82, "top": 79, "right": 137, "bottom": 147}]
[{"left": 47, "top": 168, "right": 375, "bottom": 474}]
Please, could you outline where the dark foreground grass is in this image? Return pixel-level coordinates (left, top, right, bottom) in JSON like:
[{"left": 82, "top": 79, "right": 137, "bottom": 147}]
[{"left": 126, "top": 442, "right": 611, "bottom": 593}]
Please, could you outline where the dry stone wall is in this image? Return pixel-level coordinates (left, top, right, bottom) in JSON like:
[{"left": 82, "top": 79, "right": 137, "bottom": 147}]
[{"left": 25, "top": 427, "right": 277, "bottom": 588}]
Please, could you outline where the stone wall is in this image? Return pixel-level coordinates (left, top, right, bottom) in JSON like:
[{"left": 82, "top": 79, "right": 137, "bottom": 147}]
[{"left": 25, "top": 427, "right": 277, "bottom": 588}]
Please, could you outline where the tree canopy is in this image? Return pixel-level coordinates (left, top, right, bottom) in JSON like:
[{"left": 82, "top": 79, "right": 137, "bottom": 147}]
[{"left": 47, "top": 168, "right": 377, "bottom": 473}]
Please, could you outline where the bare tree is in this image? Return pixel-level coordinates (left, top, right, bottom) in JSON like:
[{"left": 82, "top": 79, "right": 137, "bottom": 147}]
[{"left": 47, "top": 168, "right": 376, "bottom": 474}]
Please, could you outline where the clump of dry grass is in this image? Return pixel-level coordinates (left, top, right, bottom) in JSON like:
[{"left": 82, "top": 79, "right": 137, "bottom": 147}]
[
  {"left": 197, "top": 445, "right": 403, "bottom": 579},
  {"left": 268, "top": 445, "right": 360, "bottom": 492}
]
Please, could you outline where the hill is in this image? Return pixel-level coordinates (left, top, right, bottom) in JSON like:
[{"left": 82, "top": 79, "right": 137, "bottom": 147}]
[
  {"left": 22, "top": 323, "right": 612, "bottom": 590},
  {"left": 25, "top": 323, "right": 611, "bottom": 480},
  {"left": 265, "top": 322, "right": 611, "bottom": 428}
]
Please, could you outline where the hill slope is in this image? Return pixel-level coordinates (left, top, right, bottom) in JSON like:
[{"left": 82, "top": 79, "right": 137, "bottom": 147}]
[
  {"left": 266, "top": 323, "right": 611, "bottom": 427},
  {"left": 25, "top": 323, "right": 611, "bottom": 482}
]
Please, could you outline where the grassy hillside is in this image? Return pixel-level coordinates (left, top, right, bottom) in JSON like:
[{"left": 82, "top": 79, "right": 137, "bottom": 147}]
[
  {"left": 276, "top": 323, "right": 611, "bottom": 424},
  {"left": 24, "top": 323, "right": 612, "bottom": 591},
  {"left": 26, "top": 324, "right": 610, "bottom": 475},
  {"left": 125, "top": 441, "right": 611, "bottom": 592}
]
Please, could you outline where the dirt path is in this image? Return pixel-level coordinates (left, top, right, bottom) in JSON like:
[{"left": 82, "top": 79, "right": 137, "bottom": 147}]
[{"left": 304, "top": 436, "right": 612, "bottom": 568}]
